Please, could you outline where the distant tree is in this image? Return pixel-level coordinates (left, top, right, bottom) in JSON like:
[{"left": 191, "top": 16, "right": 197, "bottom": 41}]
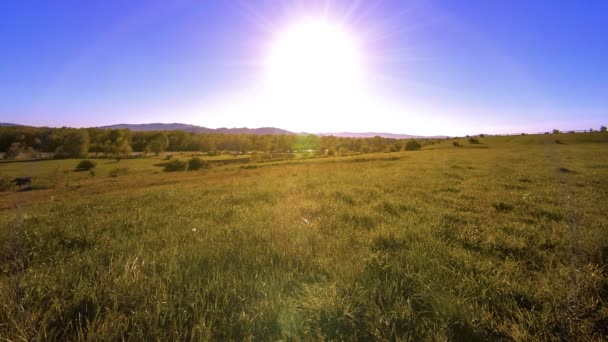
[
  {"left": 148, "top": 133, "right": 169, "bottom": 156},
  {"left": 552, "top": 129, "right": 560, "bottom": 134},
  {"left": 55, "top": 130, "right": 90, "bottom": 158},
  {"left": 359, "top": 145, "right": 372, "bottom": 154},
  {"left": 111, "top": 139, "right": 132, "bottom": 161},
  {"left": 601, "top": 126, "right": 607, "bottom": 132},
  {"left": 5, "top": 142, "right": 23, "bottom": 160},
  {"left": 405, "top": 140, "right": 421, "bottom": 151},
  {"left": 338, "top": 147, "right": 350, "bottom": 155}
]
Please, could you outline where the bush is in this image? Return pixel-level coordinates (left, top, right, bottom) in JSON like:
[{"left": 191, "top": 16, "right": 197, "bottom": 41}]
[
  {"left": 75, "top": 159, "right": 96, "bottom": 171},
  {"left": 109, "top": 168, "right": 129, "bottom": 177},
  {"left": 188, "top": 157, "right": 207, "bottom": 171},
  {"left": 453, "top": 141, "right": 462, "bottom": 147},
  {"left": 468, "top": 138, "right": 480, "bottom": 144},
  {"left": 164, "top": 159, "right": 187, "bottom": 172},
  {"left": 405, "top": 140, "right": 421, "bottom": 151}
]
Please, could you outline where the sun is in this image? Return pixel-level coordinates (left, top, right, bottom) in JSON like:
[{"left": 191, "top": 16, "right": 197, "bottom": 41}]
[{"left": 263, "top": 18, "right": 366, "bottom": 122}]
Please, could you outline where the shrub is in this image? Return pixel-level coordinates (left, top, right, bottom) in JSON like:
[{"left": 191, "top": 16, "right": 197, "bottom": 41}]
[
  {"left": 109, "top": 167, "right": 129, "bottom": 177},
  {"left": 468, "top": 138, "right": 480, "bottom": 144},
  {"left": 75, "top": 159, "right": 96, "bottom": 171},
  {"left": 164, "top": 155, "right": 172, "bottom": 160},
  {"left": 188, "top": 157, "right": 207, "bottom": 171},
  {"left": 164, "top": 159, "right": 187, "bottom": 172},
  {"left": 555, "top": 139, "right": 565, "bottom": 145},
  {"left": 453, "top": 141, "right": 462, "bottom": 147},
  {"left": 405, "top": 140, "right": 421, "bottom": 151}
]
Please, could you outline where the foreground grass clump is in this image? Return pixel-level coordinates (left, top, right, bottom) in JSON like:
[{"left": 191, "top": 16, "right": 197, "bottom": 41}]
[{"left": 0, "top": 133, "right": 607, "bottom": 340}]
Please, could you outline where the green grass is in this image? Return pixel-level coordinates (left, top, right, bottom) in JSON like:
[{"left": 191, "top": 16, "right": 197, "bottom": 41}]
[{"left": 1, "top": 133, "right": 607, "bottom": 340}]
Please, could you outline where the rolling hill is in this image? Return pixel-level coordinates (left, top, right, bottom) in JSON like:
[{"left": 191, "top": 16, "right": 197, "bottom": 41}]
[
  {"left": 97, "top": 123, "right": 295, "bottom": 135},
  {"left": 2, "top": 122, "right": 446, "bottom": 138}
]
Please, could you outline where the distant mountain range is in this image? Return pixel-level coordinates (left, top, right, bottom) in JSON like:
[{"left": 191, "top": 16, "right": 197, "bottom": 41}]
[
  {"left": 97, "top": 123, "right": 295, "bottom": 135},
  {"left": 0, "top": 122, "right": 28, "bottom": 127},
  {"left": 1, "top": 122, "right": 446, "bottom": 138}
]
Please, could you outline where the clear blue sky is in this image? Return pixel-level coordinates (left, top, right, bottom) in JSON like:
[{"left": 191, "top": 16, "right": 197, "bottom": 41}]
[{"left": 1, "top": 0, "right": 606, "bottom": 135}]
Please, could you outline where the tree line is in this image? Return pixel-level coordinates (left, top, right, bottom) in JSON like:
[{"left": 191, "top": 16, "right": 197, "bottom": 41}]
[{"left": 0, "top": 126, "right": 431, "bottom": 159}]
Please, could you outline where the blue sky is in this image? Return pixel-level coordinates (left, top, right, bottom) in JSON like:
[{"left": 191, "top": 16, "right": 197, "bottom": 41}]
[{"left": 1, "top": 0, "right": 606, "bottom": 135}]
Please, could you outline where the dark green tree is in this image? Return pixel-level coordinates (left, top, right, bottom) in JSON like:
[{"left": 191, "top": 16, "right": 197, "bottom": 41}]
[{"left": 55, "top": 130, "right": 90, "bottom": 158}]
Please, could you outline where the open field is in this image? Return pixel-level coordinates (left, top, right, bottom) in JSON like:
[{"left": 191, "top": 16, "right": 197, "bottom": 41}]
[{"left": 1, "top": 133, "right": 607, "bottom": 340}]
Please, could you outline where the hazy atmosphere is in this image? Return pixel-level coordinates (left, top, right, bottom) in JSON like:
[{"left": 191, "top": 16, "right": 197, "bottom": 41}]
[{"left": 2, "top": 0, "right": 607, "bottom": 135}]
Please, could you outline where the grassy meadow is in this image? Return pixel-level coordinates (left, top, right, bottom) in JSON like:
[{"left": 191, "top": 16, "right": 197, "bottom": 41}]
[{"left": 1, "top": 133, "right": 607, "bottom": 340}]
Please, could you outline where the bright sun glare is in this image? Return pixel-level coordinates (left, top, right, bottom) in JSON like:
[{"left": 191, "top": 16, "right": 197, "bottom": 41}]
[
  {"left": 263, "top": 18, "right": 367, "bottom": 128},
  {"left": 266, "top": 19, "right": 363, "bottom": 93}
]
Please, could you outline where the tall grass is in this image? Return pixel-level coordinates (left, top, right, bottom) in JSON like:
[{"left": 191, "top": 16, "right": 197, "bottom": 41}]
[{"left": 0, "top": 134, "right": 607, "bottom": 339}]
